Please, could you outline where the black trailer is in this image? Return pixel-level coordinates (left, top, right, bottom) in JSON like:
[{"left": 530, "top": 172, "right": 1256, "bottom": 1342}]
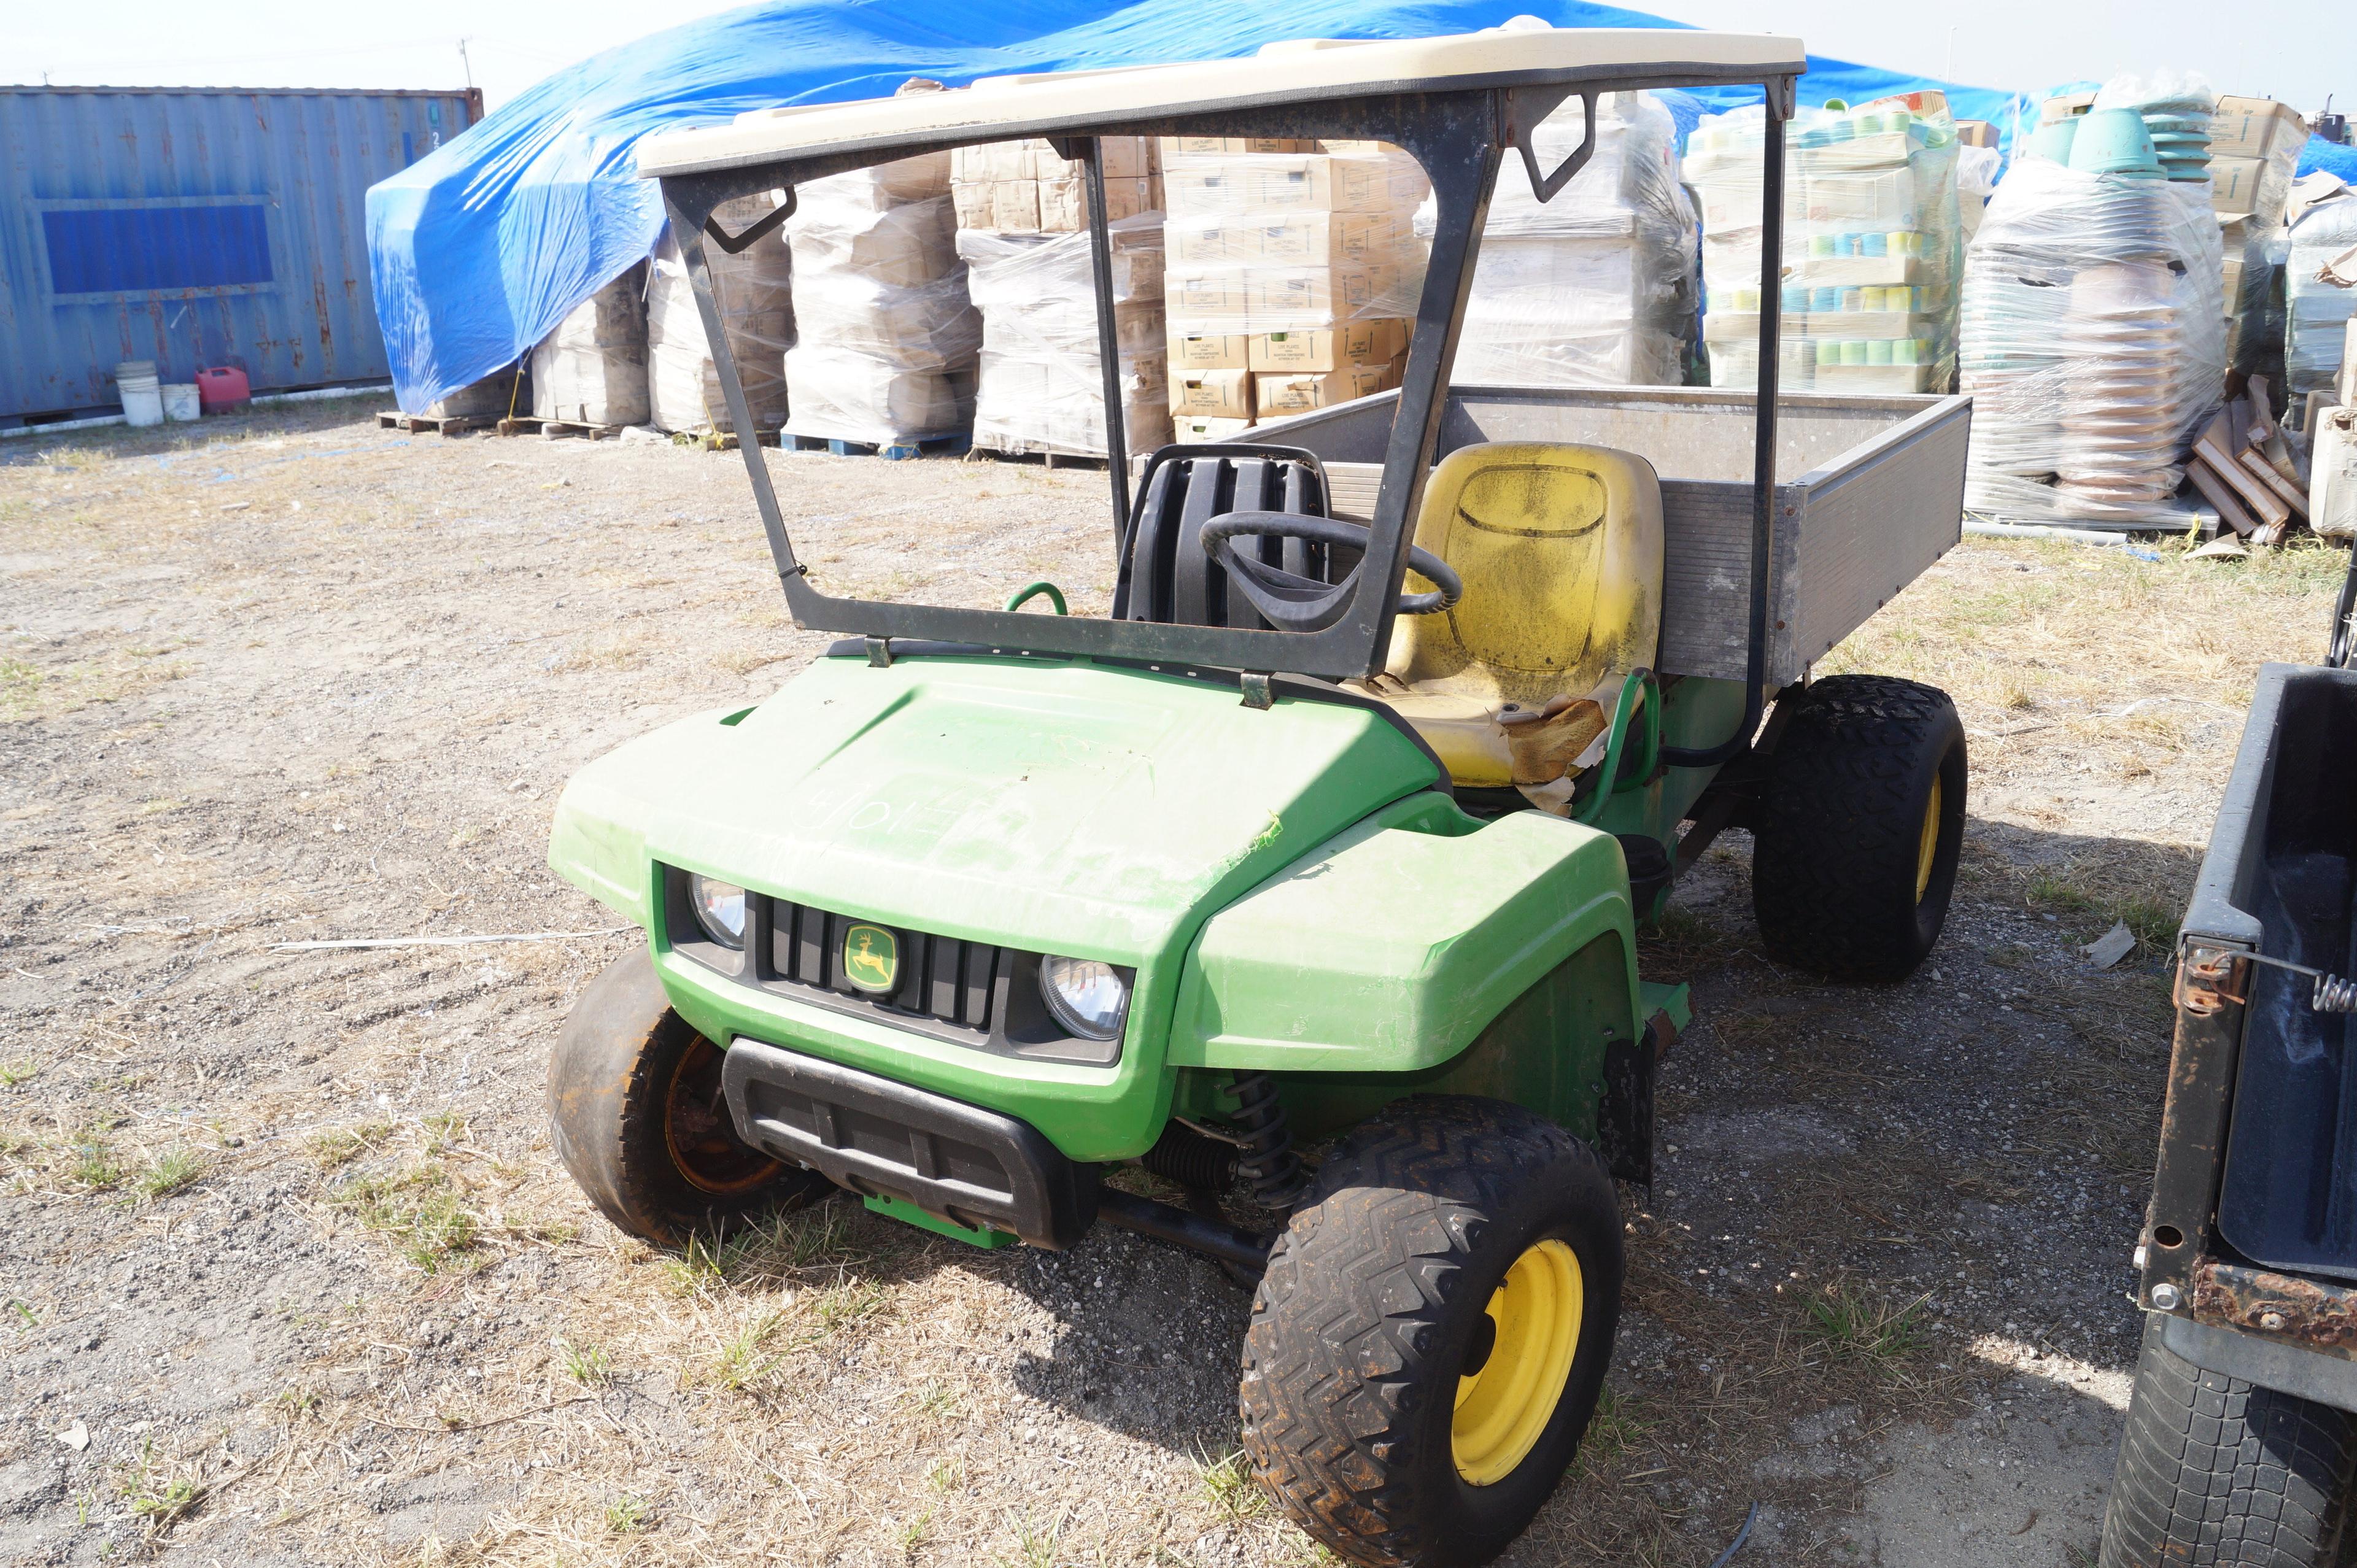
[{"left": 2106, "top": 661, "right": 2357, "bottom": 1566}]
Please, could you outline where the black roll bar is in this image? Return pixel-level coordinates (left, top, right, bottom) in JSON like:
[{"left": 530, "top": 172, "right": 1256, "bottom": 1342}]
[
  {"left": 1662, "top": 80, "right": 1792, "bottom": 767},
  {"left": 656, "top": 65, "right": 1802, "bottom": 707}
]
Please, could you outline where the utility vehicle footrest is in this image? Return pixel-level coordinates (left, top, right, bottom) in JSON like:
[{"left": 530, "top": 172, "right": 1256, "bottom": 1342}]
[{"left": 721, "top": 1037, "right": 1098, "bottom": 1248}]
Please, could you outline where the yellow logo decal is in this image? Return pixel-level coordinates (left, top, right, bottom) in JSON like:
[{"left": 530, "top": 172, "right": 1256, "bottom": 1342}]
[{"left": 842, "top": 924, "right": 899, "bottom": 994}]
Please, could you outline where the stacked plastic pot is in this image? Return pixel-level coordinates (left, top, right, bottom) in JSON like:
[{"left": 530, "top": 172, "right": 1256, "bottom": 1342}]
[{"left": 1959, "top": 90, "right": 2226, "bottom": 527}]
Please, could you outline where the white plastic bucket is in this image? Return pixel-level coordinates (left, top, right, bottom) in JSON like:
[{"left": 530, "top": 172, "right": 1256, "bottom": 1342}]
[
  {"left": 117, "top": 360, "right": 163, "bottom": 428},
  {"left": 160, "top": 384, "right": 201, "bottom": 422}
]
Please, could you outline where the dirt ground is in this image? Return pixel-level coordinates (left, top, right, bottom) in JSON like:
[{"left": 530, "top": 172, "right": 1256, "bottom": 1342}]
[{"left": 0, "top": 401, "right": 2347, "bottom": 1567}]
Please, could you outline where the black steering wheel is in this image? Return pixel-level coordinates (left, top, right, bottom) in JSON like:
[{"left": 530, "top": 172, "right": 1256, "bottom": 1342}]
[{"left": 1199, "top": 511, "right": 1463, "bottom": 633}]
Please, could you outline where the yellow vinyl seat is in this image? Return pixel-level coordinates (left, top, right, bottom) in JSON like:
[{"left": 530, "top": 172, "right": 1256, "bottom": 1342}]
[{"left": 1351, "top": 441, "right": 1665, "bottom": 800}]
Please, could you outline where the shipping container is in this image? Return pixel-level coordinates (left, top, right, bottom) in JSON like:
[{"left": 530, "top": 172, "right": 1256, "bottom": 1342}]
[{"left": 0, "top": 85, "right": 480, "bottom": 424}]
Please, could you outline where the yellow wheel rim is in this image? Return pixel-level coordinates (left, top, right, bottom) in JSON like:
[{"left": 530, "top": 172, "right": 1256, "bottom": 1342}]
[
  {"left": 1452, "top": 1239, "right": 1584, "bottom": 1486},
  {"left": 1915, "top": 774, "right": 1943, "bottom": 903}
]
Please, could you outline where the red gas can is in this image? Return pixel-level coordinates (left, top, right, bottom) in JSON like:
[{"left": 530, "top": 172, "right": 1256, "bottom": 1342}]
[{"left": 195, "top": 366, "right": 251, "bottom": 414}]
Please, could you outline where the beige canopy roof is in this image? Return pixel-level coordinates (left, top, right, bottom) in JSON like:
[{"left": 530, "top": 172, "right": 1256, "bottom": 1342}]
[{"left": 637, "top": 28, "right": 1803, "bottom": 180}]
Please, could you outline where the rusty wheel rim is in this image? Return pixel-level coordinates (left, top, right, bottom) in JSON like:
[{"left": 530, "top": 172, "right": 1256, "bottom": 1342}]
[{"left": 662, "top": 1033, "right": 782, "bottom": 1196}]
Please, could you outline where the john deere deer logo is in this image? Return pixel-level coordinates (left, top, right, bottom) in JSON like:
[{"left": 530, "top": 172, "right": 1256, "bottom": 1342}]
[{"left": 842, "top": 924, "right": 898, "bottom": 993}]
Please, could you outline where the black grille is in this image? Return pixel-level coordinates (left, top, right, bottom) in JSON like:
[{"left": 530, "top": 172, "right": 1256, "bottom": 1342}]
[
  {"left": 765, "top": 898, "right": 1000, "bottom": 1036},
  {"left": 659, "top": 864, "right": 1121, "bottom": 1068}
]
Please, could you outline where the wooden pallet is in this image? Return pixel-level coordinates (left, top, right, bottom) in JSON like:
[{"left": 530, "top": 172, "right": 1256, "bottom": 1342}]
[
  {"left": 786, "top": 433, "right": 971, "bottom": 462},
  {"left": 538, "top": 420, "right": 627, "bottom": 441},
  {"left": 377, "top": 411, "right": 497, "bottom": 437},
  {"left": 494, "top": 415, "right": 544, "bottom": 438},
  {"left": 970, "top": 442, "right": 1111, "bottom": 473}
]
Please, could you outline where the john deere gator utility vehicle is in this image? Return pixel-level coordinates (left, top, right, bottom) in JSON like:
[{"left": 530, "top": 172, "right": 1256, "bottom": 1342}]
[{"left": 546, "top": 31, "right": 1976, "bottom": 1566}]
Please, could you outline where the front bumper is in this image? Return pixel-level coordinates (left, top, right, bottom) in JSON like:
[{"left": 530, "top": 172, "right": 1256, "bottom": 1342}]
[{"left": 721, "top": 1035, "right": 1100, "bottom": 1248}]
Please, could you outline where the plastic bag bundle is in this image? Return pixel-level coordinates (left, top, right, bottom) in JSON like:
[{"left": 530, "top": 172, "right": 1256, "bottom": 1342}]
[
  {"left": 1687, "top": 93, "right": 1965, "bottom": 396},
  {"left": 2287, "top": 189, "right": 2357, "bottom": 404},
  {"left": 958, "top": 215, "right": 1171, "bottom": 458},
  {"left": 532, "top": 263, "right": 650, "bottom": 427},
  {"left": 783, "top": 157, "right": 980, "bottom": 446},
  {"left": 1411, "top": 90, "right": 1696, "bottom": 387},
  {"left": 644, "top": 193, "right": 794, "bottom": 434},
  {"left": 1957, "top": 158, "right": 2225, "bottom": 525}
]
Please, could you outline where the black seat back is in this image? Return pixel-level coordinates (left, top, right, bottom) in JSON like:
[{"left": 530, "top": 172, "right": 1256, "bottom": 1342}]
[{"left": 1115, "top": 445, "right": 1333, "bottom": 630}]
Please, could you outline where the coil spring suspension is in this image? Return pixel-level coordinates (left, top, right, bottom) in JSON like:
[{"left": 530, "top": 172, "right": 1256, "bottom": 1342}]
[{"left": 1227, "top": 1071, "right": 1307, "bottom": 1210}]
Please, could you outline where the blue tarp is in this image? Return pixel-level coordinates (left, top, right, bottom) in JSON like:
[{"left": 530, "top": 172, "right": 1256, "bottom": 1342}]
[
  {"left": 2301, "top": 133, "right": 2357, "bottom": 184},
  {"left": 366, "top": 0, "right": 2028, "bottom": 411}
]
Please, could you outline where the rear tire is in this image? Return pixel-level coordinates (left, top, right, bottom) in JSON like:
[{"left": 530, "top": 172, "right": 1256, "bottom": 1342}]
[
  {"left": 1239, "top": 1097, "right": 1622, "bottom": 1568},
  {"left": 2100, "top": 1318, "right": 2357, "bottom": 1567},
  {"left": 548, "top": 947, "right": 829, "bottom": 1246},
  {"left": 1751, "top": 673, "right": 1965, "bottom": 982}
]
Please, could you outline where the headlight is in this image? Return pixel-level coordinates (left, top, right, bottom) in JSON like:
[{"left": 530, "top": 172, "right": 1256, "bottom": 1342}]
[
  {"left": 1039, "top": 956, "right": 1129, "bottom": 1041},
  {"left": 687, "top": 875, "right": 746, "bottom": 949}
]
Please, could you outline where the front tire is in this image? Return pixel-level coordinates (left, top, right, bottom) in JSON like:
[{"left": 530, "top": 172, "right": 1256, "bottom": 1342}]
[
  {"left": 2100, "top": 1318, "right": 2357, "bottom": 1567},
  {"left": 1239, "top": 1097, "right": 1623, "bottom": 1568},
  {"left": 1751, "top": 673, "right": 1965, "bottom": 982},
  {"left": 548, "top": 947, "right": 829, "bottom": 1246}
]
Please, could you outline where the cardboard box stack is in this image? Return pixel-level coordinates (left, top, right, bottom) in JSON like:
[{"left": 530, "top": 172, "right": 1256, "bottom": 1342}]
[
  {"left": 2208, "top": 96, "right": 2309, "bottom": 368},
  {"left": 950, "top": 136, "right": 1162, "bottom": 236},
  {"left": 1160, "top": 137, "right": 1429, "bottom": 439},
  {"left": 530, "top": 265, "right": 651, "bottom": 428},
  {"left": 1687, "top": 92, "right": 1965, "bottom": 396},
  {"left": 644, "top": 193, "right": 794, "bottom": 435},
  {"left": 951, "top": 139, "right": 1172, "bottom": 458},
  {"left": 1411, "top": 90, "right": 1696, "bottom": 387},
  {"left": 782, "top": 153, "right": 981, "bottom": 447}
]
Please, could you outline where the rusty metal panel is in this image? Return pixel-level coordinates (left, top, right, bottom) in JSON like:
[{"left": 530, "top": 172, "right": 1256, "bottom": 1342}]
[
  {"left": 2193, "top": 1261, "right": 2357, "bottom": 1362},
  {"left": 0, "top": 85, "right": 478, "bottom": 422}
]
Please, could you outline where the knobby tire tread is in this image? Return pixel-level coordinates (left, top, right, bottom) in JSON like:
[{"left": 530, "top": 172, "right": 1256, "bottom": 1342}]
[
  {"left": 1751, "top": 673, "right": 1962, "bottom": 983},
  {"left": 1239, "top": 1097, "right": 1617, "bottom": 1568}
]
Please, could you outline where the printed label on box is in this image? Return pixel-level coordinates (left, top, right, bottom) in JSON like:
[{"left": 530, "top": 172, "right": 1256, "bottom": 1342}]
[
  {"left": 1171, "top": 368, "right": 1254, "bottom": 419},
  {"left": 1166, "top": 268, "right": 1252, "bottom": 318},
  {"left": 1248, "top": 319, "right": 1407, "bottom": 371},
  {"left": 1247, "top": 265, "right": 1396, "bottom": 322},
  {"left": 1253, "top": 363, "right": 1396, "bottom": 414},
  {"left": 1168, "top": 331, "right": 1252, "bottom": 369}
]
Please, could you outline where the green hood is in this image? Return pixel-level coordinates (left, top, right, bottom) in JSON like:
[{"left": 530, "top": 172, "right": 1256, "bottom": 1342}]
[{"left": 550, "top": 654, "right": 1438, "bottom": 962}]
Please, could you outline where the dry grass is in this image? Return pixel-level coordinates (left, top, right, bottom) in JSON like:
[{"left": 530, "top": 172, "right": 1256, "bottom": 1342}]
[{"left": 9, "top": 406, "right": 2348, "bottom": 1566}]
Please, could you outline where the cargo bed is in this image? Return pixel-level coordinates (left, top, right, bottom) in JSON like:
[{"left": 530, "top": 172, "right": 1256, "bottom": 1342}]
[
  {"left": 1250, "top": 384, "right": 1973, "bottom": 684},
  {"left": 2183, "top": 663, "right": 2357, "bottom": 1283}
]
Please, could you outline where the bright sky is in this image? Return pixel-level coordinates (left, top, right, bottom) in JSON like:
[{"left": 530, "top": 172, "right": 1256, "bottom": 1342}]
[{"left": 4, "top": 0, "right": 2350, "bottom": 115}]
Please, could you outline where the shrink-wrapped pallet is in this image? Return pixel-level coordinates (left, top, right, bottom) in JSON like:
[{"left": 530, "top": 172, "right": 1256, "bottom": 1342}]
[
  {"left": 531, "top": 265, "right": 649, "bottom": 427},
  {"left": 644, "top": 192, "right": 795, "bottom": 435},
  {"left": 1160, "top": 141, "right": 1429, "bottom": 430},
  {"left": 782, "top": 156, "right": 980, "bottom": 446},
  {"left": 958, "top": 214, "right": 1172, "bottom": 459},
  {"left": 1957, "top": 158, "right": 2225, "bottom": 527},
  {"left": 425, "top": 367, "right": 522, "bottom": 420},
  {"left": 2286, "top": 187, "right": 2357, "bottom": 406},
  {"left": 1412, "top": 90, "right": 1695, "bottom": 387},
  {"left": 1688, "top": 93, "right": 1965, "bottom": 395}
]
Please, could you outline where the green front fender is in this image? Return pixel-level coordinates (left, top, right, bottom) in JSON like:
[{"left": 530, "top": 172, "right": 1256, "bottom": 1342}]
[{"left": 1169, "top": 792, "right": 1640, "bottom": 1134}]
